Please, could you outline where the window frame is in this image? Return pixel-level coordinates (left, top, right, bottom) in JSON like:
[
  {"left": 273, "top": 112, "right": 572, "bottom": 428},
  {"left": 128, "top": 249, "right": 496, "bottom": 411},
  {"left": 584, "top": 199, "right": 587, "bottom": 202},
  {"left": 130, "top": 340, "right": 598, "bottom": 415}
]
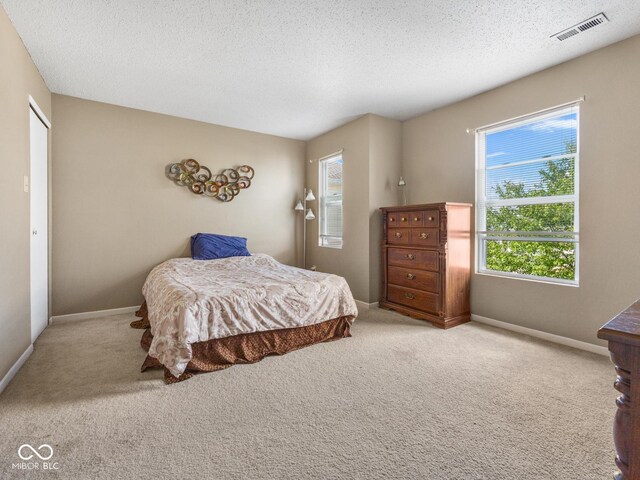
[
  {"left": 475, "top": 105, "right": 580, "bottom": 286},
  {"left": 318, "top": 153, "right": 343, "bottom": 249}
]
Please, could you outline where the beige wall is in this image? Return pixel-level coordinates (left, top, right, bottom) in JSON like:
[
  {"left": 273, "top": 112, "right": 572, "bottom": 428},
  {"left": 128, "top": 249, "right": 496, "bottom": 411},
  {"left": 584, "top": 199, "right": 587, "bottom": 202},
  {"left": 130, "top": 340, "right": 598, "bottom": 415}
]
[
  {"left": 0, "top": 6, "right": 51, "bottom": 380},
  {"left": 402, "top": 34, "right": 640, "bottom": 345},
  {"left": 368, "top": 115, "right": 402, "bottom": 302},
  {"left": 306, "top": 114, "right": 401, "bottom": 303},
  {"left": 51, "top": 95, "right": 305, "bottom": 315}
]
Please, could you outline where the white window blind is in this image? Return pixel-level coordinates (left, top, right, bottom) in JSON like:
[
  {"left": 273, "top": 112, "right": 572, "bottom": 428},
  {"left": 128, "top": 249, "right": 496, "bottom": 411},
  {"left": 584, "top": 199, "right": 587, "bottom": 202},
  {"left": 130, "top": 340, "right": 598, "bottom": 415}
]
[
  {"left": 476, "top": 104, "right": 580, "bottom": 285},
  {"left": 319, "top": 154, "right": 343, "bottom": 248}
]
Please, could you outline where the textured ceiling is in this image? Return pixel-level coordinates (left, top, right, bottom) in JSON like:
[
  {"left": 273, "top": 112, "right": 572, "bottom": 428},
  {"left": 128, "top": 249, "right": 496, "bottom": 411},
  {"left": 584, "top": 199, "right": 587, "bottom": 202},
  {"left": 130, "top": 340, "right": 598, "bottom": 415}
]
[{"left": 3, "top": 1, "right": 640, "bottom": 140}]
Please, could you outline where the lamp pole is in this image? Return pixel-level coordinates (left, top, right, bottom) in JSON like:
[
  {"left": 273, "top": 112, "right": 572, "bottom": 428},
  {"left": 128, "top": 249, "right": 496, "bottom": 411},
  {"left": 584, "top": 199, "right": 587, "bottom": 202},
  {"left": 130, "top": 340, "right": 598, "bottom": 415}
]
[
  {"left": 295, "top": 188, "right": 315, "bottom": 269},
  {"left": 303, "top": 188, "right": 308, "bottom": 268}
]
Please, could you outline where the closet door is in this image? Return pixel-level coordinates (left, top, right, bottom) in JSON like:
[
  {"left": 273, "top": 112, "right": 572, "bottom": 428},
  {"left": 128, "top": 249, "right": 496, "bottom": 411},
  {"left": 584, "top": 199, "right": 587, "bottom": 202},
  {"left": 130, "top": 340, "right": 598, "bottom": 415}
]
[{"left": 30, "top": 106, "right": 49, "bottom": 343}]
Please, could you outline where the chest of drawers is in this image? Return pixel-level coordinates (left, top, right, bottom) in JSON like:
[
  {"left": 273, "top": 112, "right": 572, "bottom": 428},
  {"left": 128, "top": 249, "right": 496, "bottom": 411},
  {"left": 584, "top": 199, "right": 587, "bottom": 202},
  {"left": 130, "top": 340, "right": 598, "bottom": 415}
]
[{"left": 380, "top": 203, "right": 471, "bottom": 329}]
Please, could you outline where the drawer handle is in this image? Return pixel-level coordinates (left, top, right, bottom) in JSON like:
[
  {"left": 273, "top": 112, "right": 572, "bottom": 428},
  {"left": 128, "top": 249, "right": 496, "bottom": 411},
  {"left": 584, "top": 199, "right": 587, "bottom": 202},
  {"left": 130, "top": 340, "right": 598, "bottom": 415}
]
[
  {"left": 404, "top": 293, "right": 415, "bottom": 300},
  {"left": 428, "top": 216, "right": 434, "bottom": 221},
  {"left": 413, "top": 217, "right": 420, "bottom": 222},
  {"left": 395, "top": 232, "right": 403, "bottom": 238},
  {"left": 400, "top": 217, "right": 407, "bottom": 222},
  {"left": 390, "top": 217, "right": 395, "bottom": 222},
  {"left": 420, "top": 232, "right": 430, "bottom": 239},
  {"left": 406, "top": 273, "right": 416, "bottom": 280},
  {"left": 406, "top": 254, "right": 415, "bottom": 260}
]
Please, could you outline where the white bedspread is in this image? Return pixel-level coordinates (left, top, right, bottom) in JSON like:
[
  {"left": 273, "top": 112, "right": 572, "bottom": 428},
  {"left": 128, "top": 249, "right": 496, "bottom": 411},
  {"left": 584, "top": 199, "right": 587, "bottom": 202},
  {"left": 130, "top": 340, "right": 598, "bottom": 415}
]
[{"left": 142, "top": 254, "right": 358, "bottom": 377}]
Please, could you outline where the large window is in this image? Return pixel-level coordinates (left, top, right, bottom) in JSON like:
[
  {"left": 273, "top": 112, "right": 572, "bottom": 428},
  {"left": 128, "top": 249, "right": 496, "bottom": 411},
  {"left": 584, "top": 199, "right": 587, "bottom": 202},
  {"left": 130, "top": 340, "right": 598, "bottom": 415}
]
[
  {"left": 476, "top": 105, "right": 579, "bottom": 285},
  {"left": 319, "top": 154, "right": 343, "bottom": 248}
]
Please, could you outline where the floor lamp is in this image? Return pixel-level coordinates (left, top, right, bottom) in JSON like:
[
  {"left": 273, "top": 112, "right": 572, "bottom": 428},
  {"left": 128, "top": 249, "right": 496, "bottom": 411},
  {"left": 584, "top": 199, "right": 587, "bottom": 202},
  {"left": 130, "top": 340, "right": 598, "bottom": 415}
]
[{"left": 295, "top": 188, "right": 315, "bottom": 269}]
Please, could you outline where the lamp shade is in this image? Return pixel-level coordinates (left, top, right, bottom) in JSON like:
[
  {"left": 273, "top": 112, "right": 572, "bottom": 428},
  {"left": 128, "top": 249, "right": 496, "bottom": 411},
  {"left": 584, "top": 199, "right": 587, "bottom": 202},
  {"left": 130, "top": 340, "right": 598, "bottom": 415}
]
[
  {"left": 305, "top": 208, "right": 315, "bottom": 220},
  {"left": 305, "top": 189, "right": 315, "bottom": 201},
  {"left": 294, "top": 200, "right": 304, "bottom": 211}
]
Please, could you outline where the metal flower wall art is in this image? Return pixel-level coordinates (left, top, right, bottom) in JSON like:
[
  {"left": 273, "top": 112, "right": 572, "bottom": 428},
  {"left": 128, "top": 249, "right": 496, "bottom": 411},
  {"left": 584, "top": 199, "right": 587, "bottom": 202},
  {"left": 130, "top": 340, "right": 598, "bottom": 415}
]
[{"left": 167, "top": 159, "right": 255, "bottom": 202}]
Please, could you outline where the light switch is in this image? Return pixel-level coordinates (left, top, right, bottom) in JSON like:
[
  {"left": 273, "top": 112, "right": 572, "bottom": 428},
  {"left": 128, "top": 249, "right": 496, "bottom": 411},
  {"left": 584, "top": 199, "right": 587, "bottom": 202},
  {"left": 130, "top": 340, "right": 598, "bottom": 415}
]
[{"left": 23, "top": 175, "right": 29, "bottom": 193}]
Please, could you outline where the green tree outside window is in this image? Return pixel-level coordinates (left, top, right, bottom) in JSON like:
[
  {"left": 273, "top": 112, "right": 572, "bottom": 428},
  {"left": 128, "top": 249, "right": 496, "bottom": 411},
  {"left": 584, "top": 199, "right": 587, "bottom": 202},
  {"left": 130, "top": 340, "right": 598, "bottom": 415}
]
[{"left": 484, "top": 141, "right": 576, "bottom": 281}]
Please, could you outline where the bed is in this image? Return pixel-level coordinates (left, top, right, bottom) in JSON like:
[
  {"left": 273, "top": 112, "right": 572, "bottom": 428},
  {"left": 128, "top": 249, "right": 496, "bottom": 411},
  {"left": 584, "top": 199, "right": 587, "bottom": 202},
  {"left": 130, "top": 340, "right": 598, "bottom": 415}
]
[{"left": 131, "top": 253, "right": 358, "bottom": 383}]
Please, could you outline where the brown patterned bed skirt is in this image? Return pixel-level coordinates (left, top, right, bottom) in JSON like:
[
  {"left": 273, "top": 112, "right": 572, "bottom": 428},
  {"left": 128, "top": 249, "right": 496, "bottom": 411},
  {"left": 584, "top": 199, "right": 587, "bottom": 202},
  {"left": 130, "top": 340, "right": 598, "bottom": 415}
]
[{"left": 131, "top": 302, "right": 353, "bottom": 384}]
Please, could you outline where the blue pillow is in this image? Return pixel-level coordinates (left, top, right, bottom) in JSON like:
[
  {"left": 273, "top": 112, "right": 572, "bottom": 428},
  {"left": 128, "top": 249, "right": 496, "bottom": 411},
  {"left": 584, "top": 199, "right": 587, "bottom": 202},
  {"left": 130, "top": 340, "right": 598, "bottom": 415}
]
[{"left": 190, "top": 233, "right": 251, "bottom": 260}]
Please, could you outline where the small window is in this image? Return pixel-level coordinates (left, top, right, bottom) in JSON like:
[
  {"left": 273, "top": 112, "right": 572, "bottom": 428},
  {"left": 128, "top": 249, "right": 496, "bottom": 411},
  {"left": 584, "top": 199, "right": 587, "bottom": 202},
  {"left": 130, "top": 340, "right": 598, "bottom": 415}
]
[
  {"left": 476, "top": 105, "right": 579, "bottom": 285},
  {"left": 319, "top": 154, "right": 343, "bottom": 248}
]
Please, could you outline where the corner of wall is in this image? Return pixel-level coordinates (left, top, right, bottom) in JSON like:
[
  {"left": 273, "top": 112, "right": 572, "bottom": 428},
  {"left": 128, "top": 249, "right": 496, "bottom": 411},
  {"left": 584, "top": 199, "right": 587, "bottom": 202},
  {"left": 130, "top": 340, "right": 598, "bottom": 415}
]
[{"left": 368, "top": 115, "right": 402, "bottom": 302}]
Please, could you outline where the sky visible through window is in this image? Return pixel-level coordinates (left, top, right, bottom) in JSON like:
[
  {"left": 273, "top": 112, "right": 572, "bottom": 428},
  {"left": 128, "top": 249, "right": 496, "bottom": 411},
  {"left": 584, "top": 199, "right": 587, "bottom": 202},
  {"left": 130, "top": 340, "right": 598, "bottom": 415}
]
[
  {"left": 485, "top": 112, "right": 577, "bottom": 199},
  {"left": 486, "top": 113, "right": 577, "bottom": 165}
]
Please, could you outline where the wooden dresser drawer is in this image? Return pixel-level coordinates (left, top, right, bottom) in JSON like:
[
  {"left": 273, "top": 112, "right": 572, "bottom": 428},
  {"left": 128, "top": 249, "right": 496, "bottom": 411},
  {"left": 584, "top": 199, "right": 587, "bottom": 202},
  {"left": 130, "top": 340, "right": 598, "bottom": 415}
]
[
  {"left": 387, "top": 285, "right": 439, "bottom": 314},
  {"left": 387, "top": 248, "right": 439, "bottom": 271},
  {"left": 410, "top": 228, "right": 438, "bottom": 247},
  {"left": 424, "top": 210, "right": 439, "bottom": 227},
  {"left": 388, "top": 266, "right": 439, "bottom": 293},
  {"left": 409, "top": 211, "right": 423, "bottom": 227},
  {"left": 387, "top": 212, "right": 412, "bottom": 228},
  {"left": 388, "top": 228, "right": 410, "bottom": 244}
]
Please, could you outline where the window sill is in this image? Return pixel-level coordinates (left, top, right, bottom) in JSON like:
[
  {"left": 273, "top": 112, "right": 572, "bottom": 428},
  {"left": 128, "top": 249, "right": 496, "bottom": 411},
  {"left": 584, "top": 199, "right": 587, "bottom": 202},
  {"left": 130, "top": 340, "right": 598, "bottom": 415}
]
[{"left": 475, "top": 270, "right": 579, "bottom": 287}]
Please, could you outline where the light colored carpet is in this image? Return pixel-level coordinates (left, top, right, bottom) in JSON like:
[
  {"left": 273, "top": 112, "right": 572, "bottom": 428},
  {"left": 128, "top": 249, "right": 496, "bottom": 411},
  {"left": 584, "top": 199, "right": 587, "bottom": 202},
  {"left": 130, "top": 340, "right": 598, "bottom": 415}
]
[{"left": 0, "top": 307, "right": 616, "bottom": 479}]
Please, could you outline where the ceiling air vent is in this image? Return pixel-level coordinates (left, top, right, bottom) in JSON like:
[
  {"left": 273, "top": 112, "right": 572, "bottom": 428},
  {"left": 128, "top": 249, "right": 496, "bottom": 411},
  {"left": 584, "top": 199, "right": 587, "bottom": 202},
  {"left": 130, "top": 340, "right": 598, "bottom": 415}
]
[{"left": 552, "top": 13, "right": 608, "bottom": 41}]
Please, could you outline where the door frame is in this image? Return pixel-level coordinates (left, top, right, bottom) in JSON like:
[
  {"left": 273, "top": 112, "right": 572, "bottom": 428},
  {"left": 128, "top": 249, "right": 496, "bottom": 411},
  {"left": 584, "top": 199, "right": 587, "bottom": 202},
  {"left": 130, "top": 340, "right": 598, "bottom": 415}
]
[
  {"left": 28, "top": 95, "right": 51, "bottom": 342},
  {"left": 29, "top": 95, "right": 51, "bottom": 129}
]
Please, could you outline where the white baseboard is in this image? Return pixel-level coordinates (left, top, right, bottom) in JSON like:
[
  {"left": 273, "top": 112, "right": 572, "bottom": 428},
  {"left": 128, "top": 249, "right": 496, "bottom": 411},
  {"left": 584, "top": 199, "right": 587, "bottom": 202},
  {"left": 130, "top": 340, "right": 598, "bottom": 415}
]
[
  {"left": 471, "top": 314, "right": 609, "bottom": 356},
  {"left": 0, "top": 344, "right": 33, "bottom": 395},
  {"left": 50, "top": 305, "right": 140, "bottom": 324},
  {"left": 355, "top": 300, "right": 379, "bottom": 310}
]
